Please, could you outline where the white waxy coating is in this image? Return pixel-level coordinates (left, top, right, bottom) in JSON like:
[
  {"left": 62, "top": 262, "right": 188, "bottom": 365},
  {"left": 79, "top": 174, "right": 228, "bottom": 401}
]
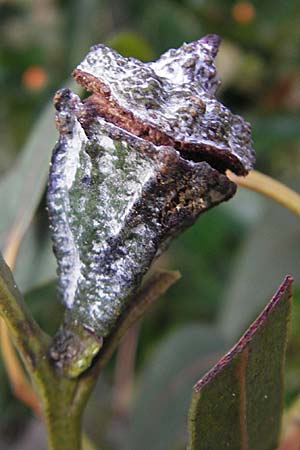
[
  {"left": 76, "top": 34, "right": 255, "bottom": 172},
  {"left": 48, "top": 36, "right": 255, "bottom": 336},
  {"left": 48, "top": 90, "right": 237, "bottom": 335}
]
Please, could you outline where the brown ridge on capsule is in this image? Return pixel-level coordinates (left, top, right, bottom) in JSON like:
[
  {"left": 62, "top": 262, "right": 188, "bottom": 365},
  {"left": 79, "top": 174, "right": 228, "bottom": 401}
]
[{"left": 74, "top": 69, "right": 247, "bottom": 175}]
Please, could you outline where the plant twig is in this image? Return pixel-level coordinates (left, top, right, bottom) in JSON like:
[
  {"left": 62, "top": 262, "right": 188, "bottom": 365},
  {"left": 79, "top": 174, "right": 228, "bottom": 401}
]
[
  {"left": 71, "top": 270, "right": 181, "bottom": 414},
  {"left": 0, "top": 322, "right": 41, "bottom": 415},
  {"left": 0, "top": 226, "right": 42, "bottom": 415},
  {"left": 0, "top": 251, "right": 50, "bottom": 373},
  {"left": 0, "top": 226, "right": 103, "bottom": 449},
  {"left": 226, "top": 169, "right": 300, "bottom": 216},
  {"left": 113, "top": 322, "right": 140, "bottom": 418}
]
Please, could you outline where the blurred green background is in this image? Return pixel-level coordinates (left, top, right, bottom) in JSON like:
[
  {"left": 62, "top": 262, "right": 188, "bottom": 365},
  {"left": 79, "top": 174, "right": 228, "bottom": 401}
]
[{"left": 0, "top": 0, "right": 299, "bottom": 449}]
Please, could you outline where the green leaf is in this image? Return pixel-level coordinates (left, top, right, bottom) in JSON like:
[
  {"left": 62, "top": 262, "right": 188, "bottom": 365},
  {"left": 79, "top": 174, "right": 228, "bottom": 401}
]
[
  {"left": 187, "top": 276, "right": 293, "bottom": 450},
  {"left": 219, "top": 198, "right": 300, "bottom": 342},
  {"left": 124, "top": 325, "right": 226, "bottom": 450}
]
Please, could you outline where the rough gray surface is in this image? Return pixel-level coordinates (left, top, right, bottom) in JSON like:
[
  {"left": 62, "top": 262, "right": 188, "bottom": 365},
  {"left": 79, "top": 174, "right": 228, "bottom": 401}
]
[
  {"left": 48, "top": 89, "right": 236, "bottom": 336},
  {"left": 74, "top": 34, "right": 255, "bottom": 174},
  {"left": 48, "top": 35, "right": 255, "bottom": 339}
]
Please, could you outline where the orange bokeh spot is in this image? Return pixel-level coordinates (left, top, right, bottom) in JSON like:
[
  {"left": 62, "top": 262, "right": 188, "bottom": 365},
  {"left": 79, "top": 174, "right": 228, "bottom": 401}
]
[
  {"left": 232, "top": 2, "right": 255, "bottom": 24},
  {"left": 22, "top": 65, "right": 47, "bottom": 91}
]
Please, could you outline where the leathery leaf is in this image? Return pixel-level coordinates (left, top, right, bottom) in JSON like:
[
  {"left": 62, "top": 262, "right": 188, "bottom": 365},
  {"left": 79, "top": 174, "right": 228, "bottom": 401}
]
[{"left": 187, "top": 276, "right": 293, "bottom": 450}]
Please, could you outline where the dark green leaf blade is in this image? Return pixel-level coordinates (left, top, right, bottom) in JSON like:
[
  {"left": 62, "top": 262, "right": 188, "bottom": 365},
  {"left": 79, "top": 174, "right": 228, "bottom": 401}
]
[{"left": 187, "top": 276, "right": 293, "bottom": 450}]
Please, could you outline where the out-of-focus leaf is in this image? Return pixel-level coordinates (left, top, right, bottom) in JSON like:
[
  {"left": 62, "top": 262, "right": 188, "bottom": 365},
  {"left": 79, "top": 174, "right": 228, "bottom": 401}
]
[
  {"left": 7, "top": 419, "right": 47, "bottom": 450},
  {"left": 0, "top": 101, "right": 55, "bottom": 248},
  {"left": 140, "top": 0, "right": 203, "bottom": 52},
  {"left": 187, "top": 276, "right": 293, "bottom": 450},
  {"left": 67, "top": 0, "right": 106, "bottom": 70},
  {"left": 216, "top": 42, "right": 265, "bottom": 93},
  {"left": 250, "top": 114, "right": 300, "bottom": 156},
  {"left": 279, "top": 396, "right": 300, "bottom": 450},
  {"left": 220, "top": 186, "right": 264, "bottom": 226},
  {"left": 215, "top": 40, "right": 243, "bottom": 88},
  {"left": 0, "top": 80, "right": 76, "bottom": 251},
  {"left": 14, "top": 215, "right": 56, "bottom": 294},
  {"left": 84, "top": 375, "right": 113, "bottom": 447},
  {"left": 124, "top": 325, "right": 226, "bottom": 450},
  {"left": 218, "top": 197, "right": 300, "bottom": 342},
  {"left": 106, "top": 31, "right": 155, "bottom": 61},
  {"left": 167, "top": 207, "right": 244, "bottom": 322},
  {"left": 24, "top": 280, "right": 62, "bottom": 336}
]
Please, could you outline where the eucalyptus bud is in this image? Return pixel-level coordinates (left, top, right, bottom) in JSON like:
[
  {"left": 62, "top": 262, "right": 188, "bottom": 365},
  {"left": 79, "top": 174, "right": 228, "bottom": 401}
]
[{"left": 48, "top": 34, "right": 255, "bottom": 375}]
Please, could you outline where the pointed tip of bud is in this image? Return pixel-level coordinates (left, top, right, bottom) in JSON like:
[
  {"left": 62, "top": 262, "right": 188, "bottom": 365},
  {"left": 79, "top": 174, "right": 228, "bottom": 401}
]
[{"left": 199, "top": 33, "right": 221, "bottom": 58}]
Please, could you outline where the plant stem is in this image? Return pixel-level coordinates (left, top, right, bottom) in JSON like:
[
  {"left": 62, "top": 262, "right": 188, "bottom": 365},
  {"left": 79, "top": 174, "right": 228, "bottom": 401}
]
[
  {"left": 0, "top": 253, "right": 180, "bottom": 449},
  {"left": 0, "top": 230, "right": 42, "bottom": 414},
  {"left": 0, "top": 251, "right": 83, "bottom": 448},
  {"left": 226, "top": 169, "right": 300, "bottom": 216},
  {"left": 0, "top": 253, "right": 50, "bottom": 372},
  {"left": 113, "top": 322, "right": 139, "bottom": 418},
  {"left": 32, "top": 362, "right": 83, "bottom": 450},
  {"left": 44, "top": 399, "right": 82, "bottom": 450}
]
